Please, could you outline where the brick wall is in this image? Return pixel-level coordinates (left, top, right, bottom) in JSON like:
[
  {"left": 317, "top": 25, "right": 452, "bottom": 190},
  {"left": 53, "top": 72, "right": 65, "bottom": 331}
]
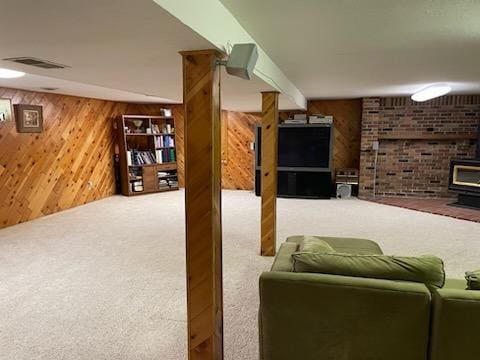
[{"left": 359, "top": 96, "right": 480, "bottom": 198}]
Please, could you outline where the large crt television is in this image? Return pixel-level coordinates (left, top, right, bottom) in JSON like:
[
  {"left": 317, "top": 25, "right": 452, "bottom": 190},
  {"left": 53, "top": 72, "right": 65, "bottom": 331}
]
[{"left": 256, "top": 125, "right": 332, "bottom": 169}]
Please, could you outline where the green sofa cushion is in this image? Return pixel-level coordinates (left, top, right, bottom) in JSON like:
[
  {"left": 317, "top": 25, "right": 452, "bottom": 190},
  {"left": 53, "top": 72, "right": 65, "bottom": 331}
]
[
  {"left": 287, "top": 235, "right": 383, "bottom": 255},
  {"left": 292, "top": 252, "right": 445, "bottom": 289},
  {"left": 299, "top": 236, "right": 336, "bottom": 253},
  {"left": 465, "top": 270, "right": 480, "bottom": 290},
  {"left": 443, "top": 278, "right": 468, "bottom": 290},
  {"left": 430, "top": 286, "right": 480, "bottom": 360},
  {"left": 270, "top": 243, "right": 298, "bottom": 272}
]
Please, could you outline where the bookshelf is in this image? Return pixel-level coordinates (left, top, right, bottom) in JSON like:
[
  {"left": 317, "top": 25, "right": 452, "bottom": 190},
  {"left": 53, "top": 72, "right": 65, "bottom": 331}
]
[{"left": 117, "top": 115, "right": 179, "bottom": 196}]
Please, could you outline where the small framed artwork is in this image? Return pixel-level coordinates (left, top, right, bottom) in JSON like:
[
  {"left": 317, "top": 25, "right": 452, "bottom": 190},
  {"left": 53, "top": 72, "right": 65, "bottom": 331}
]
[
  {"left": 15, "top": 104, "right": 43, "bottom": 133},
  {"left": 0, "top": 98, "right": 14, "bottom": 124}
]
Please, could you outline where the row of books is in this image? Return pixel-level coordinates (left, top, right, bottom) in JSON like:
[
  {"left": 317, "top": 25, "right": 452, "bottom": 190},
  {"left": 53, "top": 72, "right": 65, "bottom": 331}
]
[
  {"left": 127, "top": 149, "right": 176, "bottom": 165},
  {"left": 159, "top": 178, "right": 179, "bottom": 189},
  {"left": 131, "top": 180, "right": 144, "bottom": 192},
  {"left": 127, "top": 150, "right": 156, "bottom": 165},
  {"left": 157, "top": 171, "right": 175, "bottom": 178},
  {"left": 128, "top": 167, "right": 144, "bottom": 192},
  {"left": 155, "top": 148, "right": 176, "bottom": 164},
  {"left": 131, "top": 177, "right": 178, "bottom": 192},
  {"left": 154, "top": 135, "right": 175, "bottom": 148}
]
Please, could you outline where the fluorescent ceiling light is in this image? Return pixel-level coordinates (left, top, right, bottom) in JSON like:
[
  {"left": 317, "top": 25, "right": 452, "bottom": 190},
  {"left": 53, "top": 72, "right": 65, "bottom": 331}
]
[
  {"left": 411, "top": 84, "right": 452, "bottom": 102},
  {"left": 0, "top": 68, "right": 26, "bottom": 79}
]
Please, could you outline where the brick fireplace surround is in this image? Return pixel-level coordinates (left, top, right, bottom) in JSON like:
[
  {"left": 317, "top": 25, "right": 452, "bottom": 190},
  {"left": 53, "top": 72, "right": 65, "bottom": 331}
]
[{"left": 359, "top": 96, "right": 480, "bottom": 198}]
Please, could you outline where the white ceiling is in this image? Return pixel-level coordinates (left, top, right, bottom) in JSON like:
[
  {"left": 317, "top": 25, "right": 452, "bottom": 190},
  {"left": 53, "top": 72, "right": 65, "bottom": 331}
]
[
  {"left": 2, "top": 0, "right": 478, "bottom": 112},
  {"left": 220, "top": 0, "right": 480, "bottom": 98},
  {"left": 0, "top": 0, "right": 291, "bottom": 111},
  {"left": 0, "top": 73, "right": 176, "bottom": 104}
]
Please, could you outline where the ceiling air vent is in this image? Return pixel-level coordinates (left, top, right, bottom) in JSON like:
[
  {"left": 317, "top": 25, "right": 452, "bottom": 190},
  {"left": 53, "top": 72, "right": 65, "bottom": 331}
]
[{"left": 3, "top": 57, "right": 69, "bottom": 69}]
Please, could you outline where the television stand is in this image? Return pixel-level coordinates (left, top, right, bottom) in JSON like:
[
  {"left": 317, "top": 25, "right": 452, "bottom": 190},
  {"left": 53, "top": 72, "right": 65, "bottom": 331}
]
[
  {"left": 254, "top": 123, "right": 334, "bottom": 199},
  {"left": 255, "top": 169, "right": 332, "bottom": 199}
]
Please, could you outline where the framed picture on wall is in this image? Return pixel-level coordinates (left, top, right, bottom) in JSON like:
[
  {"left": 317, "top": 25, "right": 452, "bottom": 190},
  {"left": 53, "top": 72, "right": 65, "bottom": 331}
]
[
  {"left": 15, "top": 104, "right": 43, "bottom": 133},
  {"left": 0, "top": 98, "right": 14, "bottom": 124}
]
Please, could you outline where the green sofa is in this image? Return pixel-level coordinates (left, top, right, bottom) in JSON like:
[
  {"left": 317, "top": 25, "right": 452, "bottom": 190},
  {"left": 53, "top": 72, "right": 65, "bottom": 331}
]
[{"left": 258, "top": 235, "right": 479, "bottom": 360}]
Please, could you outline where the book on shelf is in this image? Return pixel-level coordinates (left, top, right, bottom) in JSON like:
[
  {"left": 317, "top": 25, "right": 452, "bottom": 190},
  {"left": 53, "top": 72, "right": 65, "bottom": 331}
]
[
  {"left": 154, "top": 148, "right": 176, "bottom": 164},
  {"left": 158, "top": 178, "right": 178, "bottom": 189},
  {"left": 158, "top": 171, "right": 178, "bottom": 180},
  {"left": 154, "top": 136, "right": 163, "bottom": 148},
  {"left": 154, "top": 135, "right": 175, "bottom": 148},
  {"left": 159, "top": 179, "right": 170, "bottom": 189},
  {"left": 164, "top": 135, "right": 174, "bottom": 147},
  {"left": 132, "top": 180, "right": 144, "bottom": 192},
  {"left": 155, "top": 149, "right": 163, "bottom": 163},
  {"left": 169, "top": 148, "right": 176, "bottom": 162},
  {"left": 128, "top": 150, "right": 157, "bottom": 165}
]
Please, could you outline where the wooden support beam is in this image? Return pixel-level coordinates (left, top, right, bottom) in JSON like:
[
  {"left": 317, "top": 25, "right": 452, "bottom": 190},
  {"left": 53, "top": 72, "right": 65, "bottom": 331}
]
[
  {"left": 180, "top": 49, "right": 224, "bottom": 360},
  {"left": 260, "top": 91, "right": 280, "bottom": 256}
]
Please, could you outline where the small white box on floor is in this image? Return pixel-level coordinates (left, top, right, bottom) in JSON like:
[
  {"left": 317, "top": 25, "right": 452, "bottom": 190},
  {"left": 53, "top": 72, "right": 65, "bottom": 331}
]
[{"left": 336, "top": 183, "right": 352, "bottom": 199}]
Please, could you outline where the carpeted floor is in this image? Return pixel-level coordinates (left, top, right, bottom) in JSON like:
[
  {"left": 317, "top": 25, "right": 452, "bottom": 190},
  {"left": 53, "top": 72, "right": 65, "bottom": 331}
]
[{"left": 1, "top": 190, "right": 480, "bottom": 360}]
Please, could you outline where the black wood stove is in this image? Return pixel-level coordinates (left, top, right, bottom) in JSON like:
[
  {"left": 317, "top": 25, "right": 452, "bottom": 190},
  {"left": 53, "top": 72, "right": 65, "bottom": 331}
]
[{"left": 449, "top": 124, "right": 480, "bottom": 209}]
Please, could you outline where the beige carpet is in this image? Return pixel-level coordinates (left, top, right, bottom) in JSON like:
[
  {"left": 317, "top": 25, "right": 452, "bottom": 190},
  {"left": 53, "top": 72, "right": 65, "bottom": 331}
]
[{"left": 1, "top": 190, "right": 479, "bottom": 360}]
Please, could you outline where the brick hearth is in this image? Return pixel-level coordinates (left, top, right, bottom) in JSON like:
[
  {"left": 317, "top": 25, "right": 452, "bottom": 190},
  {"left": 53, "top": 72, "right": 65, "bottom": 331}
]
[{"left": 368, "top": 197, "right": 480, "bottom": 223}]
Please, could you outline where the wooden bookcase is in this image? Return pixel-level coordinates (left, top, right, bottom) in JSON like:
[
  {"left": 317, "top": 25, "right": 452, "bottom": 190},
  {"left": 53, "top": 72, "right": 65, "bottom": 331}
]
[{"left": 117, "top": 115, "right": 179, "bottom": 196}]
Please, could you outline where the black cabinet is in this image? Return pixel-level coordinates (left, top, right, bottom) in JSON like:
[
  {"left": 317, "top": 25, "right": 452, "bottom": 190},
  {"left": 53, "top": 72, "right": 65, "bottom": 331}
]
[
  {"left": 255, "top": 170, "right": 332, "bottom": 199},
  {"left": 254, "top": 124, "right": 334, "bottom": 199}
]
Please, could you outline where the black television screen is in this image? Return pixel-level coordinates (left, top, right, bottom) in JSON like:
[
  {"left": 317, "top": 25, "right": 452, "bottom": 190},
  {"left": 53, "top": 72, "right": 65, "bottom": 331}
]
[{"left": 256, "top": 126, "right": 331, "bottom": 168}]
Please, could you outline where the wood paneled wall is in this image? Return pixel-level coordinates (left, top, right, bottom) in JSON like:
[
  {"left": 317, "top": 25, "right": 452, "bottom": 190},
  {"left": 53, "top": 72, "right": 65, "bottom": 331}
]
[
  {"left": 308, "top": 99, "right": 363, "bottom": 172},
  {"left": 0, "top": 88, "right": 185, "bottom": 229},
  {"left": 221, "top": 111, "right": 260, "bottom": 190},
  {"left": 0, "top": 87, "right": 362, "bottom": 229},
  {"left": 0, "top": 88, "right": 120, "bottom": 228}
]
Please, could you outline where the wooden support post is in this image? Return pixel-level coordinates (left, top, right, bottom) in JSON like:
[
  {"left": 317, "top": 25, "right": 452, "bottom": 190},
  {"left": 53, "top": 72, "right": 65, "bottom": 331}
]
[
  {"left": 260, "top": 91, "right": 280, "bottom": 256},
  {"left": 180, "top": 49, "right": 224, "bottom": 360}
]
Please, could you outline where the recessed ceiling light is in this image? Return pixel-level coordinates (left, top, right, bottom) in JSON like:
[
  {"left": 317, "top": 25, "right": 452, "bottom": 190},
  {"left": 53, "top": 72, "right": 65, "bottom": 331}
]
[
  {"left": 0, "top": 68, "right": 25, "bottom": 79},
  {"left": 411, "top": 84, "right": 452, "bottom": 102},
  {"left": 0, "top": 68, "right": 26, "bottom": 79}
]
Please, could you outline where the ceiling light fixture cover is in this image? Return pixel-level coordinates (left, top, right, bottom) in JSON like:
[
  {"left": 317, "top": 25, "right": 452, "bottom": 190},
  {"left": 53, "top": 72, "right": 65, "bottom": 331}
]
[
  {"left": 411, "top": 84, "right": 452, "bottom": 102},
  {"left": 0, "top": 68, "right": 26, "bottom": 78}
]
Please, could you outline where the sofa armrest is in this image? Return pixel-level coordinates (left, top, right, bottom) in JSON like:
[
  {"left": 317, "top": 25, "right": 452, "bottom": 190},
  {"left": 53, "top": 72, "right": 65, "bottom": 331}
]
[
  {"left": 270, "top": 242, "right": 298, "bottom": 272},
  {"left": 259, "top": 271, "right": 431, "bottom": 360},
  {"left": 430, "top": 289, "right": 480, "bottom": 360}
]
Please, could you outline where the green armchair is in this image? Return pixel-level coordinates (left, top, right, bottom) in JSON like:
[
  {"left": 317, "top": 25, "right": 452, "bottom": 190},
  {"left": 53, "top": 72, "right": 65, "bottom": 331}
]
[{"left": 259, "top": 236, "right": 479, "bottom": 360}]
